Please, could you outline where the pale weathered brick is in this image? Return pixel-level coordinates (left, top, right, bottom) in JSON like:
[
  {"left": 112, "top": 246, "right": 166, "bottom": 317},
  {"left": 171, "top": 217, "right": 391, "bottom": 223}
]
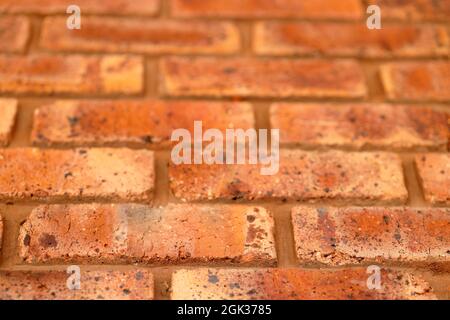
[
  {"left": 292, "top": 207, "right": 450, "bottom": 266},
  {"left": 0, "top": 148, "right": 154, "bottom": 202},
  {"left": 19, "top": 204, "right": 276, "bottom": 265},
  {"left": 161, "top": 57, "right": 367, "bottom": 98},
  {"left": 169, "top": 150, "right": 407, "bottom": 204},
  {"left": 171, "top": 268, "right": 436, "bottom": 300},
  {"left": 254, "top": 22, "right": 449, "bottom": 57},
  {"left": 0, "top": 0, "right": 159, "bottom": 15},
  {"left": 171, "top": 0, "right": 363, "bottom": 19},
  {"left": 270, "top": 103, "right": 448, "bottom": 151},
  {"left": 41, "top": 17, "right": 240, "bottom": 55},
  {"left": 0, "top": 54, "right": 143, "bottom": 95},
  {"left": 31, "top": 100, "right": 254, "bottom": 148},
  {"left": 367, "top": 0, "right": 450, "bottom": 21},
  {"left": 0, "top": 270, "right": 154, "bottom": 300},
  {"left": 415, "top": 153, "right": 450, "bottom": 205},
  {"left": 0, "top": 16, "right": 30, "bottom": 53},
  {"left": 0, "top": 98, "right": 18, "bottom": 147},
  {"left": 381, "top": 62, "right": 450, "bottom": 102}
]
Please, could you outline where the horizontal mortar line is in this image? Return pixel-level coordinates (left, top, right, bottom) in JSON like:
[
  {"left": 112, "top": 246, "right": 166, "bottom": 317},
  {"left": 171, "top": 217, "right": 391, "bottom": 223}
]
[
  {"left": 11, "top": 96, "right": 450, "bottom": 109},
  {"left": 2, "top": 263, "right": 447, "bottom": 271},
  {"left": 12, "top": 13, "right": 450, "bottom": 25},
  {"left": 2, "top": 202, "right": 447, "bottom": 209},
  {"left": 18, "top": 143, "right": 450, "bottom": 154},
  {"left": 5, "top": 95, "right": 450, "bottom": 106},
  {"left": 4, "top": 48, "right": 450, "bottom": 62}
]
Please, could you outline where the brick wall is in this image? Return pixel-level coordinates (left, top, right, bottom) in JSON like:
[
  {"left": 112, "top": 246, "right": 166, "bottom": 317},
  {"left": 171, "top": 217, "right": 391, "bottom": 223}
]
[{"left": 0, "top": 0, "right": 449, "bottom": 300}]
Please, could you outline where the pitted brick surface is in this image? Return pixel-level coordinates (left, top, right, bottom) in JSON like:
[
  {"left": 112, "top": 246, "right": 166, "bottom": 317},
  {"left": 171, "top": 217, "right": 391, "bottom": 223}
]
[
  {"left": 0, "top": 148, "right": 154, "bottom": 202},
  {"left": 0, "top": 270, "right": 154, "bottom": 300},
  {"left": 19, "top": 204, "right": 276, "bottom": 265},
  {"left": 170, "top": 150, "right": 407, "bottom": 204},
  {"left": 31, "top": 100, "right": 254, "bottom": 148},
  {"left": 172, "top": 268, "right": 436, "bottom": 300},
  {"left": 292, "top": 207, "right": 450, "bottom": 266}
]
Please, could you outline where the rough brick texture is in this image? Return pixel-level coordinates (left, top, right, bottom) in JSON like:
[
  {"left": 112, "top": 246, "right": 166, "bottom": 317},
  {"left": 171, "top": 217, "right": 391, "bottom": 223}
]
[
  {"left": 41, "top": 17, "right": 240, "bottom": 55},
  {"left": 0, "top": 270, "right": 154, "bottom": 300},
  {"left": 31, "top": 100, "right": 254, "bottom": 148},
  {"left": 368, "top": 0, "right": 450, "bottom": 21},
  {"left": 0, "top": 16, "right": 30, "bottom": 53},
  {"left": 292, "top": 207, "right": 450, "bottom": 266},
  {"left": 0, "top": 214, "right": 3, "bottom": 253},
  {"left": 19, "top": 204, "right": 276, "bottom": 265},
  {"left": 0, "top": 0, "right": 160, "bottom": 15},
  {"left": 254, "top": 22, "right": 449, "bottom": 57},
  {"left": 171, "top": 268, "right": 436, "bottom": 300},
  {"left": 270, "top": 103, "right": 449, "bottom": 151},
  {"left": 0, "top": 98, "right": 18, "bottom": 147},
  {"left": 381, "top": 62, "right": 450, "bottom": 102},
  {"left": 171, "top": 0, "right": 363, "bottom": 19},
  {"left": 161, "top": 57, "right": 367, "bottom": 98},
  {"left": 170, "top": 150, "right": 407, "bottom": 204},
  {"left": 0, "top": 148, "right": 154, "bottom": 202},
  {"left": 0, "top": 0, "right": 449, "bottom": 301},
  {"left": 0, "top": 54, "right": 143, "bottom": 95},
  {"left": 415, "top": 154, "right": 450, "bottom": 205}
]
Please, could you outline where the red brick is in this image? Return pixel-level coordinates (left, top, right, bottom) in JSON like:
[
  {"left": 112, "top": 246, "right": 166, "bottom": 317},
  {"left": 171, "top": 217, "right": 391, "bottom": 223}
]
[
  {"left": 415, "top": 153, "right": 450, "bottom": 205},
  {"left": 161, "top": 57, "right": 367, "bottom": 98},
  {"left": 41, "top": 17, "right": 240, "bottom": 55},
  {"left": 0, "top": 16, "right": 30, "bottom": 53},
  {"left": 367, "top": 0, "right": 450, "bottom": 21},
  {"left": 254, "top": 22, "right": 449, "bottom": 58},
  {"left": 0, "top": 0, "right": 159, "bottom": 15},
  {"left": 292, "top": 207, "right": 450, "bottom": 266},
  {"left": 0, "top": 148, "right": 154, "bottom": 202},
  {"left": 381, "top": 62, "right": 450, "bottom": 102},
  {"left": 19, "top": 204, "right": 276, "bottom": 265},
  {"left": 0, "top": 54, "right": 143, "bottom": 95},
  {"left": 169, "top": 150, "right": 407, "bottom": 204},
  {"left": 171, "top": 0, "right": 363, "bottom": 19},
  {"left": 31, "top": 100, "right": 254, "bottom": 148},
  {"left": 270, "top": 103, "right": 448, "bottom": 151},
  {"left": 0, "top": 270, "right": 154, "bottom": 300},
  {"left": 0, "top": 98, "right": 18, "bottom": 147},
  {"left": 171, "top": 268, "right": 436, "bottom": 300}
]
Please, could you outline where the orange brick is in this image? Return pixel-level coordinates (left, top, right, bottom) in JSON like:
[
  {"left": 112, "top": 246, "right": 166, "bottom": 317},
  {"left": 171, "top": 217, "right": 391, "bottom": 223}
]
[
  {"left": 171, "top": 268, "right": 436, "bottom": 300},
  {"left": 31, "top": 100, "right": 254, "bottom": 148},
  {"left": 0, "top": 148, "right": 154, "bottom": 202},
  {"left": 254, "top": 22, "right": 449, "bottom": 58},
  {"left": 19, "top": 204, "right": 276, "bottom": 265},
  {"left": 381, "top": 62, "right": 450, "bottom": 102},
  {"left": 292, "top": 207, "right": 450, "bottom": 266},
  {"left": 270, "top": 103, "right": 448, "bottom": 151},
  {"left": 161, "top": 57, "right": 367, "bottom": 98},
  {"left": 0, "top": 270, "right": 154, "bottom": 300},
  {"left": 41, "top": 17, "right": 240, "bottom": 55},
  {"left": 415, "top": 153, "right": 450, "bottom": 205},
  {"left": 0, "top": 98, "right": 18, "bottom": 147},
  {"left": 0, "top": 0, "right": 159, "bottom": 15},
  {"left": 0, "top": 214, "right": 3, "bottom": 252},
  {"left": 171, "top": 0, "right": 363, "bottom": 19},
  {"left": 367, "top": 0, "right": 450, "bottom": 21},
  {"left": 169, "top": 150, "right": 407, "bottom": 204},
  {"left": 0, "top": 16, "right": 30, "bottom": 53},
  {"left": 0, "top": 54, "right": 143, "bottom": 96}
]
